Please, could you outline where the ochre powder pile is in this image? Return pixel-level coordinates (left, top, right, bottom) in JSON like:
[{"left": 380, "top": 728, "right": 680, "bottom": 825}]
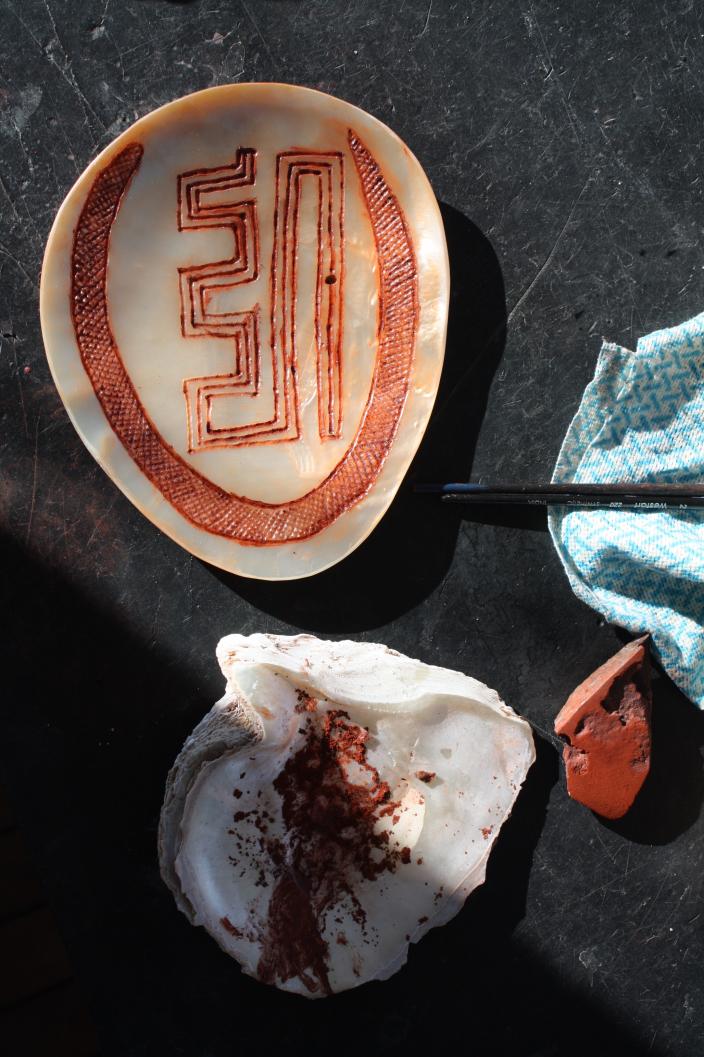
[{"left": 247, "top": 700, "right": 409, "bottom": 994}]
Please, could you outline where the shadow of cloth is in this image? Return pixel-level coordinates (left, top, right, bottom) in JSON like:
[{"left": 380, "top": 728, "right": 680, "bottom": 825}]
[
  {"left": 599, "top": 663, "right": 704, "bottom": 844},
  {"left": 223, "top": 204, "right": 507, "bottom": 632},
  {"left": 0, "top": 545, "right": 666, "bottom": 1056}
]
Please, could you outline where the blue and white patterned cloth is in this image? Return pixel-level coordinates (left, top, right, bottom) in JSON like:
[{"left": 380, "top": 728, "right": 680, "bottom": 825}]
[{"left": 548, "top": 312, "right": 704, "bottom": 707}]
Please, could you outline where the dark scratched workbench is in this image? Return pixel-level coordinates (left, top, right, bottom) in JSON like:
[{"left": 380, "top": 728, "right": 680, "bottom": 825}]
[{"left": 2, "top": 2, "right": 704, "bottom": 1055}]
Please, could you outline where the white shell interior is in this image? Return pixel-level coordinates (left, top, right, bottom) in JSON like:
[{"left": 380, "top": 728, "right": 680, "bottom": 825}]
[{"left": 159, "top": 635, "right": 535, "bottom": 997}]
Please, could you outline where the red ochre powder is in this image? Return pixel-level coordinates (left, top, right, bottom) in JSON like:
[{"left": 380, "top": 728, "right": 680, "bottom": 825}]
[{"left": 249, "top": 706, "right": 411, "bottom": 994}]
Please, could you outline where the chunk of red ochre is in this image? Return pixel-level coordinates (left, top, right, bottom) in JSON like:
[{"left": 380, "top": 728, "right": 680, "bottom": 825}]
[{"left": 554, "top": 636, "right": 651, "bottom": 819}]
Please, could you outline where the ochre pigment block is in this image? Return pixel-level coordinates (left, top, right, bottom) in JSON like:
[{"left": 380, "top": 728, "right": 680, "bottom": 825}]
[{"left": 554, "top": 636, "right": 651, "bottom": 819}]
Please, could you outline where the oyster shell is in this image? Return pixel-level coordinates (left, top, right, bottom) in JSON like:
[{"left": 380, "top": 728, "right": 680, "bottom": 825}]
[
  {"left": 159, "top": 635, "right": 534, "bottom": 997},
  {"left": 40, "top": 84, "right": 449, "bottom": 579}
]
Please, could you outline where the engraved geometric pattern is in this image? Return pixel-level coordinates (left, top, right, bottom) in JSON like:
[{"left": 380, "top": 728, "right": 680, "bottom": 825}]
[
  {"left": 178, "top": 148, "right": 264, "bottom": 451},
  {"left": 271, "top": 151, "right": 345, "bottom": 443},
  {"left": 178, "top": 147, "right": 345, "bottom": 451},
  {"left": 183, "top": 309, "right": 261, "bottom": 452},
  {"left": 69, "top": 130, "right": 418, "bottom": 546},
  {"left": 548, "top": 312, "right": 704, "bottom": 707}
]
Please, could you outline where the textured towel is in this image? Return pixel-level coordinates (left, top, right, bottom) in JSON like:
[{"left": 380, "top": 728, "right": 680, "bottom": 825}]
[{"left": 548, "top": 312, "right": 704, "bottom": 707}]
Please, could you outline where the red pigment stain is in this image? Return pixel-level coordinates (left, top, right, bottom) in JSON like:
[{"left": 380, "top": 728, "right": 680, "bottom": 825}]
[
  {"left": 255, "top": 709, "right": 406, "bottom": 995},
  {"left": 220, "top": 916, "right": 243, "bottom": 938},
  {"left": 294, "top": 690, "right": 318, "bottom": 714},
  {"left": 233, "top": 789, "right": 243, "bottom": 799},
  {"left": 418, "top": 916, "right": 428, "bottom": 925},
  {"left": 416, "top": 770, "right": 436, "bottom": 783},
  {"left": 481, "top": 826, "right": 493, "bottom": 839},
  {"left": 400, "top": 847, "right": 411, "bottom": 865}
]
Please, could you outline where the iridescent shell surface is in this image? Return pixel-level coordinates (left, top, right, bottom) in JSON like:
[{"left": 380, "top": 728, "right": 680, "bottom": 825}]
[{"left": 41, "top": 84, "right": 449, "bottom": 579}]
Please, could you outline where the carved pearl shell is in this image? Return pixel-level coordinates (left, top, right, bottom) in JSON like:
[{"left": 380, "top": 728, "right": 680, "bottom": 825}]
[{"left": 41, "top": 84, "right": 449, "bottom": 579}]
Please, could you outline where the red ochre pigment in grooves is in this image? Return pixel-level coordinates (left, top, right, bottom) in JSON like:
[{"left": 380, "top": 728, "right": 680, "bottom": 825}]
[
  {"left": 255, "top": 706, "right": 407, "bottom": 995},
  {"left": 70, "top": 130, "right": 419, "bottom": 546}
]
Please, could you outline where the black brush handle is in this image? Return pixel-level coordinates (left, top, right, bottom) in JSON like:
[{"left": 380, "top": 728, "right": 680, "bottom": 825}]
[{"left": 414, "top": 482, "right": 704, "bottom": 509}]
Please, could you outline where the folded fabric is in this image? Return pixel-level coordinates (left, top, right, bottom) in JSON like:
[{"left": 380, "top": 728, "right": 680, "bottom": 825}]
[{"left": 548, "top": 312, "right": 704, "bottom": 707}]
